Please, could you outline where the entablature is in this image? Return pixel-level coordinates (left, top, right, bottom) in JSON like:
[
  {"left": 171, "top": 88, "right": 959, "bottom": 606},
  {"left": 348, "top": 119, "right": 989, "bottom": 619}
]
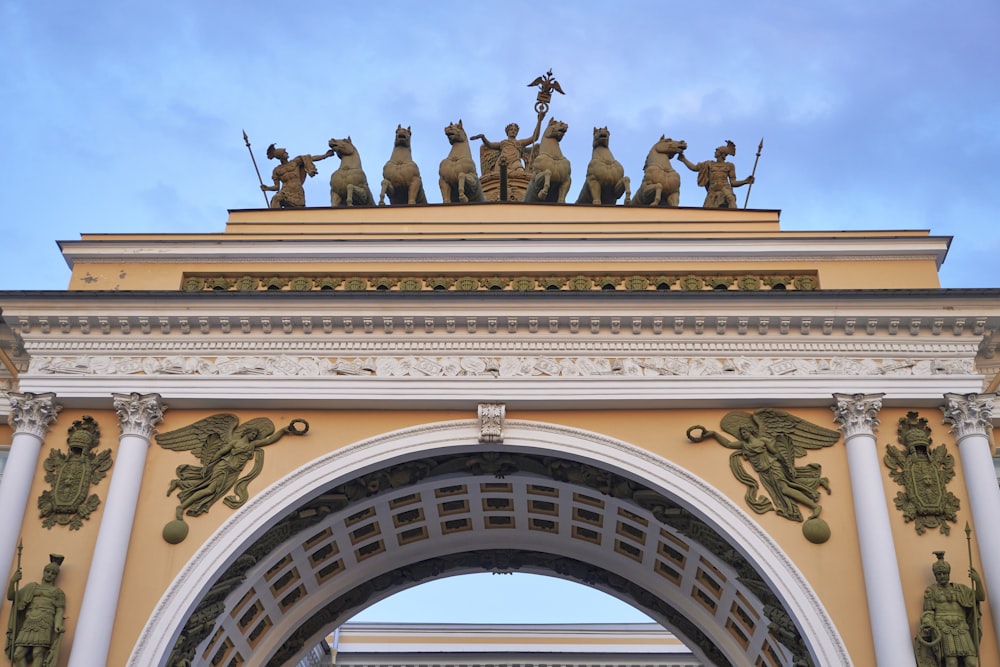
[{"left": 4, "top": 289, "right": 997, "bottom": 410}]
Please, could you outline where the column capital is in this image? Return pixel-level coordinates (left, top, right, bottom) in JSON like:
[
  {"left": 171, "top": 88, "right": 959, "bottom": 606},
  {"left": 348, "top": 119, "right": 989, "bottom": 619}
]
[
  {"left": 4, "top": 391, "right": 61, "bottom": 439},
  {"left": 941, "top": 392, "right": 996, "bottom": 441},
  {"left": 831, "top": 393, "right": 884, "bottom": 440},
  {"left": 113, "top": 392, "right": 166, "bottom": 441}
]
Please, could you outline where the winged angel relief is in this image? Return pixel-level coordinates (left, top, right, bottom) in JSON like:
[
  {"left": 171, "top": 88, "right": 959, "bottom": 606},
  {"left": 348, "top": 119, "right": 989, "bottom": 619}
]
[
  {"left": 687, "top": 409, "right": 840, "bottom": 543},
  {"left": 156, "top": 414, "right": 308, "bottom": 543}
]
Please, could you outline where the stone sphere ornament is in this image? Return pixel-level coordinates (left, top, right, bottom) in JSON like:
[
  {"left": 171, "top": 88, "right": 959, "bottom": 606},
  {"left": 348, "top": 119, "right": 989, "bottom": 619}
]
[
  {"left": 802, "top": 517, "right": 831, "bottom": 544},
  {"left": 163, "top": 519, "right": 190, "bottom": 544}
]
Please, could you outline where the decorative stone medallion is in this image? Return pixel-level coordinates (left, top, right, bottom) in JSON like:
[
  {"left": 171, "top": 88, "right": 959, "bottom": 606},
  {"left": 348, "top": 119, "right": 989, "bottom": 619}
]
[
  {"left": 884, "top": 411, "right": 959, "bottom": 535},
  {"left": 38, "top": 416, "right": 113, "bottom": 529}
]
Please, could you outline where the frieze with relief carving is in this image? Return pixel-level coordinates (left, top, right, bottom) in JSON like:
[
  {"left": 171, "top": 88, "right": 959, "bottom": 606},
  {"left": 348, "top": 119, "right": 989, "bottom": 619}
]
[
  {"left": 178, "top": 272, "right": 820, "bottom": 292},
  {"left": 884, "top": 411, "right": 959, "bottom": 535},
  {"left": 28, "top": 354, "right": 977, "bottom": 378},
  {"left": 38, "top": 416, "right": 113, "bottom": 529}
]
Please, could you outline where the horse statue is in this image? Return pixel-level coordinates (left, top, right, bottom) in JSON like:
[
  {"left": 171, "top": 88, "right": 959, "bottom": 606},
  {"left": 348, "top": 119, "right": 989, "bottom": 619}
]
[
  {"left": 524, "top": 118, "right": 572, "bottom": 203},
  {"left": 576, "top": 127, "right": 630, "bottom": 205},
  {"left": 380, "top": 125, "right": 427, "bottom": 206},
  {"left": 629, "top": 135, "right": 687, "bottom": 207},
  {"left": 327, "top": 137, "right": 374, "bottom": 207},
  {"left": 438, "top": 120, "right": 485, "bottom": 203}
]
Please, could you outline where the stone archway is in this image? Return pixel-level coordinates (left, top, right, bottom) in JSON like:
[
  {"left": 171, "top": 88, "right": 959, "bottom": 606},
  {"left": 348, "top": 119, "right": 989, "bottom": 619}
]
[{"left": 129, "top": 420, "right": 849, "bottom": 667}]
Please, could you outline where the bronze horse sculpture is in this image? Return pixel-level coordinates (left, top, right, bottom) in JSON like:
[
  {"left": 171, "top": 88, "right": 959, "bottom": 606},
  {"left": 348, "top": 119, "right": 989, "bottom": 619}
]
[
  {"left": 438, "top": 120, "right": 485, "bottom": 203},
  {"left": 380, "top": 125, "right": 427, "bottom": 206},
  {"left": 524, "top": 117, "right": 572, "bottom": 203},
  {"left": 629, "top": 136, "right": 688, "bottom": 207},
  {"left": 327, "top": 137, "right": 375, "bottom": 207},
  {"left": 576, "top": 126, "right": 630, "bottom": 205}
]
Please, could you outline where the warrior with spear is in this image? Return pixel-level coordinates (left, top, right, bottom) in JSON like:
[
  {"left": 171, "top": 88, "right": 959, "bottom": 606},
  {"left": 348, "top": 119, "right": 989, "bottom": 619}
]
[
  {"left": 677, "top": 139, "right": 756, "bottom": 209},
  {"left": 6, "top": 549, "right": 65, "bottom": 667},
  {"left": 916, "top": 539, "right": 985, "bottom": 667},
  {"left": 243, "top": 131, "right": 333, "bottom": 209}
]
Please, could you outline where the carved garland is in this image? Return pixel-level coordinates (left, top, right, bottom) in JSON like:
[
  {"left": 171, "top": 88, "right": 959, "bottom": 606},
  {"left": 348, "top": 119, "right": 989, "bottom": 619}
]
[{"left": 180, "top": 272, "right": 819, "bottom": 292}]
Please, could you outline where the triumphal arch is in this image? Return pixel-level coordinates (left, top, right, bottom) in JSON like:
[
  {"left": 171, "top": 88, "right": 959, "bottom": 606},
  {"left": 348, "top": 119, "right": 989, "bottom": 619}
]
[{"left": 2, "top": 98, "right": 1000, "bottom": 667}]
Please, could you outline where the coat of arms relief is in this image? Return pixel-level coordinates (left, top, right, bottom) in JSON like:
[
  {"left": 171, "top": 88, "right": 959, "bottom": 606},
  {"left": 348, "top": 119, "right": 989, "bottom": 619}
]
[
  {"left": 38, "top": 415, "right": 113, "bottom": 529},
  {"left": 884, "top": 411, "right": 960, "bottom": 535}
]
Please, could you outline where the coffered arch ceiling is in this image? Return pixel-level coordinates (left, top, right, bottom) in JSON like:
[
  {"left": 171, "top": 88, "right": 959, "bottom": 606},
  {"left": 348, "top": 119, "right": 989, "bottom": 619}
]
[{"left": 131, "top": 420, "right": 848, "bottom": 667}]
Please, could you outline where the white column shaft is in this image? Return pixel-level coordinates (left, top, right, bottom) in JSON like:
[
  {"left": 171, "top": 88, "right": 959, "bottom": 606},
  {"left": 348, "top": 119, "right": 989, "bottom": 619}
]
[
  {"left": 942, "top": 392, "right": 1000, "bottom": 645},
  {"left": 844, "top": 431, "right": 916, "bottom": 665},
  {"left": 956, "top": 434, "right": 1000, "bottom": 643},
  {"left": 68, "top": 393, "right": 164, "bottom": 667},
  {"left": 0, "top": 391, "right": 60, "bottom": 582},
  {"left": 0, "top": 431, "right": 44, "bottom": 580},
  {"left": 68, "top": 434, "right": 150, "bottom": 666},
  {"left": 833, "top": 393, "right": 915, "bottom": 666}
]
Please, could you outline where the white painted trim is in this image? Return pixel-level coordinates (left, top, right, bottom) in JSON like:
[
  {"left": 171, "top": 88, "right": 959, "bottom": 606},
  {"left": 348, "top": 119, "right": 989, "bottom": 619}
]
[
  {"left": 128, "top": 419, "right": 851, "bottom": 667},
  {"left": 58, "top": 236, "right": 950, "bottom": 266},
  {"left": 21, "top": 373, "right": 985, "bottom": 410}
]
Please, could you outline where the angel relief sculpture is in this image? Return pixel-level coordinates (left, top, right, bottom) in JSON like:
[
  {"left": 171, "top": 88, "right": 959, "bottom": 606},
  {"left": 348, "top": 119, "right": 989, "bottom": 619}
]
[
  {"left": 687, "top": 409, "right": 840, "bottom": 543},
  {"left": 156, "top": 414, "right": 308, "bottom": 543}
]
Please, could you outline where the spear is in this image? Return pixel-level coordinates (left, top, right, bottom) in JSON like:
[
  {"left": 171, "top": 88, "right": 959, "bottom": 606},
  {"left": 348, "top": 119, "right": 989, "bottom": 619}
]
[
  {"left": 743, "top": 137, "right": 763, "bottom": 209},
  {"left": 7, "top": 539, "right": 22, "bottom": 664},
  {"left": 243, "top": 130, "right": 270, "bottom": 207},
  {"left": 966, "top": 522, "right": 980, "bottom": 656}
]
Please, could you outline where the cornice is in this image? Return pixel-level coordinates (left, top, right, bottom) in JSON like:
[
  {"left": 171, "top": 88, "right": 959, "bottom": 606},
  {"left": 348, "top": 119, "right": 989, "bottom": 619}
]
[
  {"left": 56, "top": 235, "right": 952, "bottom": 267},
  {"left": 6, "top": 309, "right": 996, "bottom": 343},
  {"left": 15, "top": 338, "right": 985, "bottom": 355},
  {"left": 5, "top": 287, "right": 1000, "bottom": 306}
]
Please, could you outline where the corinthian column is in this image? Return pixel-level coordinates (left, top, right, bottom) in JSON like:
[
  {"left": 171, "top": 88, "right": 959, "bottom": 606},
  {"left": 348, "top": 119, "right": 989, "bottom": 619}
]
[
  {"left": 0, "top": 391, "right": 60, "bottom": 582},
  {"left": 832, "top": 393, "right": 915, "bottom": 666},
  {"left": 69, "top": 392, "right": 165, "bottom": 667},
  {"left": 942, "top": 392, "right": 1000, "bottom": 643}
]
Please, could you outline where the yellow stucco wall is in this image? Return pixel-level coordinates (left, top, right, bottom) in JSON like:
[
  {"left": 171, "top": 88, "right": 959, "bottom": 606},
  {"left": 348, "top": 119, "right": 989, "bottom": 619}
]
[
  {"left": 61, "top": 207, "right": 945, "bottom": 291},
  {"left": 65, "top": 256, "right": 943, "bottom": 291},
  {"left": 4, "top": 406, "right": 997, "bottom": 666}
]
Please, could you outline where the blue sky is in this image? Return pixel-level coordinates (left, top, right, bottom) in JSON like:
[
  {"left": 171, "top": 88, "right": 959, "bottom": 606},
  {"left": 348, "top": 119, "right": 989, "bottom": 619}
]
[
  {"left": 351, "top": 573, "right": 652, "bottom": 624},
  {"left": 1, "top": 0, "right": 998, "bottom": 623},
  {"left": 2, "top": 1, "right": 998, "bottom": 290}
]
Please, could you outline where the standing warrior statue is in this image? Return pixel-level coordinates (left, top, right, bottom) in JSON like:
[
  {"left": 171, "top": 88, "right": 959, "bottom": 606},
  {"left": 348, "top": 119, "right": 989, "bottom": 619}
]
[
  {"left": 915, "top": 551, "right": 984, "bottom": 667},
  {"left": 6, "top": 554, "right": 66, "bottom": 667},
  {"left": 261, "top": 143, "right": 334, "bottom": 208},
  {"left": 678, "top": 140, "right": 755, "bottom": 208}
]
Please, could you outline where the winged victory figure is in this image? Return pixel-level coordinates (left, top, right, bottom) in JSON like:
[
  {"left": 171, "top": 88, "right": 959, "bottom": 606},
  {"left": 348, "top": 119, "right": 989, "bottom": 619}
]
[
  {"left": 156, "top": 414, "right": 309, "bottom": 521},
  {"left": 687, "top": 409, "right": 840, "bottom": 522}
]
